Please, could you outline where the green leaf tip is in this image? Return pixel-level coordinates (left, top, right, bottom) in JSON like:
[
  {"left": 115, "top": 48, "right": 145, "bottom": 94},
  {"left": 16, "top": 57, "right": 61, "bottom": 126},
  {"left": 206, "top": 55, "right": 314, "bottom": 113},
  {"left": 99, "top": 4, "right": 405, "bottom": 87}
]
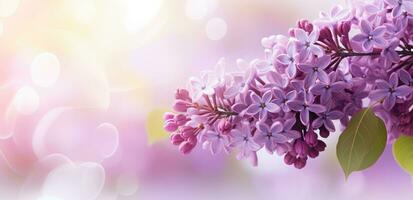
[{"left": 336, "top": 108, "right": 387, "bottom": 179}]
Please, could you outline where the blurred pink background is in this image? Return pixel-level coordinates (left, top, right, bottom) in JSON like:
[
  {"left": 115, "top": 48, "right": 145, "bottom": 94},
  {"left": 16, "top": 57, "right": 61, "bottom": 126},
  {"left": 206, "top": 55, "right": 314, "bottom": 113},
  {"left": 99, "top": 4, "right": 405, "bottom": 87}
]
[{"left": 0, "top": 0, "right": 412, "bottom": 199}]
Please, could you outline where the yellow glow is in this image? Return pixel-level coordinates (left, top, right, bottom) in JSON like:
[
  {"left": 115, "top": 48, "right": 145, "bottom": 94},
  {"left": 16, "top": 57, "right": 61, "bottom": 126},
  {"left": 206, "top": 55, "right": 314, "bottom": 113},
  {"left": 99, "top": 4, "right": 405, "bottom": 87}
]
[
  {"left": 74, "top": 0, "right": 96, "bottom": 24},
  {"left": 122, "top": 0, "right": 163, "bottom": 33},
  {"left": 0, "top": 0, "right": 20, "bottom": 17}
]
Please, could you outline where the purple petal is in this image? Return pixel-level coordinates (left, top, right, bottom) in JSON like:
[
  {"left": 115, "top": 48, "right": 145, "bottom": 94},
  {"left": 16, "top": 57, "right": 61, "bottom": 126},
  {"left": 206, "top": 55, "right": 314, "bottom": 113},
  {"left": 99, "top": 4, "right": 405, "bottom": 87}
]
[
  {"left": 399, "top": 69, "right": 412, "bottom": 85},
  {"left": 272, "top": 134, "right": 289, "bottom": 143},
  {"left": 308, "top": 104, "right": 326, "bottom": 113},
  {"left": 257, "top": 123, "right": 270, "bottom": 133},
  {"left": 312, "top": 117, "right": 324, "bottom": 128},
  {"left": 254, "top": 134, "right": 267, "bottom": 146},
  {"left": 317, "top": 56, "right": 331, "bottom": 69},
  {"left": 286, "top": 90, "right": 297, "bottom": 100},
  {"left": 210, "top": 139, "right": 223, "bottom": 155},
  {"left": 262, "top": 90, "right": 273, "bottom": 103},
  {"left": 375, "top": 80, "right": 391, "bottom": 89},
  {"left": 324, "top": 119, "right": 336, "bottom": 132},
  {"left": 395, "top": 85, "right": 413, "bottom": 97},
  {"left": 331, "top": 81, "right": 347, "bottom": 92},
  {"left": 277, "top": 54, "right": 291, "bottom": 65},
  {"left": 310, "top": 45, "right": 324, "bottom": 57},
  {"left": 273, "top": 89, "right": 285, "bottom": 99},
  {"left": 248, "top": 140, "right": 262, "bottom": 151},
  {"left": 392, "top": 5, "right": 402, "bottom": 17},
  {"left": 320, "top": 90, "right": 332, "bottom": 104},
  {"left": 383, "top": 94, "right": 396, "bottom": 110},
  {"left": 360, "top": 20, "right": 372, "bottom": 34},
  {"left": 404, "top": 1, "right": 413, "bottom": 14},
  {"left": 287, "top": 41, "right": 297, "bottom": 55},
  {"left": 308, "top": 28, "right": 319, "bottom": 42},
  {"left": 295, "top": 29, "right": 308, "bottom": 42},
  {"left": 310, "top": 84, "right": 325, "bottom": 95},
  {"left": 266, "top": 103, "right": 280, "bottom": 113},
  {"left": 298, "top": 64, "right": 314, "bottom": 73},
  {"left": 352, "top": 34, "right": 367, "bottom": 43},
  {"left": 271, "top": 122, "right": 283, "bottom": 134},
  {"left": 362, "top": 40, "right": 373, "bottom": 51},
  {"left": 369, "top": 89, "right": 389, "bottom": 101},
  {"left": 283, "top": 118, "right": 296, "bottom": 130},
  {"left": 286, "top": 63, "right": 297, "bottom": 78},
  {"left": 317, "top": 70, "right": 330, "bottom": 83},
  {"left": 328, "top": 110, "right": 344, "bottom": 119},
  {"left": 283, "top": 130, "right": 301, "bottom": 139},
  {"left": 250, "top": 92, "right": 261, "bottom": 103},
  {"left": 232, "top": 103, "right": 247, "bottom": 113},
  {"left": 371, "top": 26, "right": 386, "bottom": 36},
  {"left": 389, "top": 72, "right": 399, "bottom": 87},
  {"left": 259, "top": 110, "right": 268, "bottom": 119},
  {"left": 287, "top": 100, "right": 304, "bottom": 111},
  {"left": 304, "top": 72, "right": 317, "bottom": 87},
  {"left": 224, "top": 85, "right": 240, "bottom": 98},
  {"left": 300, "top": 109, "right": 310, "bottom": 125},
  {"left": 245, "top": 104, "right": 260, "bottom": 115},
  {"left": 373, "top": 37, "right": 386, "bottom": 47}
]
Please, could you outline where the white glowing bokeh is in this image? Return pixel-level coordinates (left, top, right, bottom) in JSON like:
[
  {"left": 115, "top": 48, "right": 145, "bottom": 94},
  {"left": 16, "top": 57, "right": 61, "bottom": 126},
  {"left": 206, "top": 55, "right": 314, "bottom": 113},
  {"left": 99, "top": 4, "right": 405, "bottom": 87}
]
[
  {"left": 74, "top": 0, "right": 96, "bottom": 24},
  {"left": 0, "top": 0, "right": 20, "bottom": 17},
  {"left": 42, "top": 162, "right": 105, "bottom": 200},
  {"left": 0, "top": 23, "right": 3, "bottom": 36},
  {"left": 122, "top": 0, "right": 163, "bottom": 33},
  {"left": 116, "top": 173, "right": 138, "bottom": 196},
  {"left": 185, "top": 0, "right": 217, "bottom": 20},
  {"left": 242, "top": 149, "right": 290, "bottom": 175},
  {"left": 205, "top": 18, "right": 227, "bottom": 41},
  {"left": 93, "top": 123, "right": 119, "bottom": 159},
  {"left": 13, "top": 86, "right": 39, "bottom": 115},
  {"left": 31, "top": 52, "right": 60, "bottom": 87},
  {"left": 37, "top": 195, "right": 62, "bottom": 200}
]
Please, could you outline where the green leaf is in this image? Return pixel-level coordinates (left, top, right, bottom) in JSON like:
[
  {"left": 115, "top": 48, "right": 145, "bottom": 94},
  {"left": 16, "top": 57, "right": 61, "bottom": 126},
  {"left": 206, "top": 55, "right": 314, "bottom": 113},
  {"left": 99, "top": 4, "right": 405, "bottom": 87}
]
[
  {"left": 393, "top": 135, "right": 413, "bottom": 176},
  {"left": 336, "top": 108, "right": 387, "bottom": 178}
]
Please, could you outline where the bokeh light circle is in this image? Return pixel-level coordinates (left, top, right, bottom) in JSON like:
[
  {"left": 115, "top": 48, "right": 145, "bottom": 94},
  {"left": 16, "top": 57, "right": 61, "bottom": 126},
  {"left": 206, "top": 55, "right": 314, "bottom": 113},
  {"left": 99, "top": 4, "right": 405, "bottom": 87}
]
[
  {"left": 31, "top": 52, "right": 61, "bottom": 87},
  {"left": 116, "top": 173, "right": 138, "bottom": 196},
  {"left": 122, "top": 0, "right": 163, "bottom": 33},
  {"left": 13, "top": 86, "right": 39, "bottom": 115},
  {"left": 185, "top": 0, "right": 217, "bottom": 20},
  {"left": 42, "top": 162, "right": 105, "bottom": 200},
  {"left": 205, "top": 17, "right": 227, "bottom": 41},
  {"left": 93, "top": 123, "right": 119, "bottom": 159}
]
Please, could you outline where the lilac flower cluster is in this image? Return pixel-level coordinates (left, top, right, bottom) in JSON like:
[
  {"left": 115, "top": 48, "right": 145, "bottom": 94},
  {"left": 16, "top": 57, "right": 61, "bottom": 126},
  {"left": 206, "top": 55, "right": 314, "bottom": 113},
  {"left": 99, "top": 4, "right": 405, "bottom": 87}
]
[{"left": 164, "top": 0, "right": 413, "bottom": 169}]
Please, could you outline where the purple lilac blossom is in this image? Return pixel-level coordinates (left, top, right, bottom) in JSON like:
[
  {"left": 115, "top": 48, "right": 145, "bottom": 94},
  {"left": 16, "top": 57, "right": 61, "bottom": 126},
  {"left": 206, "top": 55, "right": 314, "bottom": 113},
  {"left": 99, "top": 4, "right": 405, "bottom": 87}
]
[{"left": 164, "top": 0, "right": 413, "bottom": 169}]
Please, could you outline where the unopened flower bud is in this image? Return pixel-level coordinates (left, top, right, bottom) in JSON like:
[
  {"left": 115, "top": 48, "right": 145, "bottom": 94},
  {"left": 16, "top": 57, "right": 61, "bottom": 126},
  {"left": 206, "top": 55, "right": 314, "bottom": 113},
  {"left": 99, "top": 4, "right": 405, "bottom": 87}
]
[
  {"left": 218, "top": 119, "right": 232, "bottom": 134},
  {"left": 163, "top": 112, "right": 175, "bottom": 120},
  {"left": 171, "top": 133, "right": 184, "bottom": 145},
  {"left": 174, "top": 114, "right": 188, "bottom": 126},
  {"left": 304, "top": 129, "right": 318, "bottom": 147},
  {"left": 319, "top": 128, "right": 330, "bottom": 138},
  {"left": 164, "top": 121, "right": 178, "bottom": 132},
  {"left": 294, "top": 139, "right": 309, "bottom": 158},
  {"left": 314, "top": 140, "right": 326, "bottom": 152},
  {"left": 284, "top": 153, "right": 296, "bottom": 165},
  {"left": 179, "top": 141, "right": 195, "bottom": 154},
  {"left": 180, "top": 126, "right": 195, "bottom": 138},
  {"left": 175, "top": 89, "right": 191, "bottom": 101},
  {"left": 173, "top": 100, "right": 189, "bottom": 112},
  {"left": 294, "top": 157, "right": 307, "bottom": 169},
  {"left": 308, "top": 148, "right": 319, "bottom": 158}
]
